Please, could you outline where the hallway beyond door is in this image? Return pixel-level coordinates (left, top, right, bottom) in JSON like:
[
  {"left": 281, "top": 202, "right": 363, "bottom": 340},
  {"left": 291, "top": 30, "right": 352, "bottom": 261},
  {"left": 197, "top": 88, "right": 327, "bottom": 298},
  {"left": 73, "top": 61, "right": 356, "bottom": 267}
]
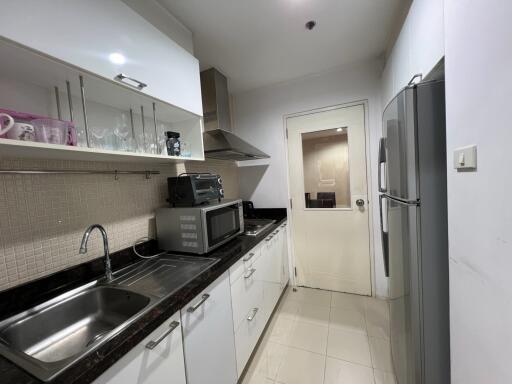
[{"left": 242, "top": 287, "right": 395, "bottom": 384}]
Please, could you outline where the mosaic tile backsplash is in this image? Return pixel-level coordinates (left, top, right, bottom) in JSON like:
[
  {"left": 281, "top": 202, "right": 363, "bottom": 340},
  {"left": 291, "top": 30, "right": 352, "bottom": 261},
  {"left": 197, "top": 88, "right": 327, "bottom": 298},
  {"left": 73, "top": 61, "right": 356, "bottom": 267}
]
[{"left": 0, "top": 157, "right": 240, "bottom": 291}]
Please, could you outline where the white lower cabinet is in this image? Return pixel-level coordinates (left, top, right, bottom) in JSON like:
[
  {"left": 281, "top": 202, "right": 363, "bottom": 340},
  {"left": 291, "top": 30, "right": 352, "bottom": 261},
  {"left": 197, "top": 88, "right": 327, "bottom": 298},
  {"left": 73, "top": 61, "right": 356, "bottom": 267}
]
[
  {"left": 94, "top": 222, "right": 289, "bottom": 384},
  {"left": 261, "top": 232, "right": 283, "bottom": 321},
  {"left": 93, "top": 312, "right": 186, "bottom": 384},
  {"left": 180, "top": 272, "right": 238, "bottom": 384},
  {"left": 231, "top": 252, "right": 264, "bottom": 332},
  {"left": 231, "top": 221, "right": 290, "bottom": 377},
  {"left": 231, "top": 250, "right": 266, "bottom": 376}
]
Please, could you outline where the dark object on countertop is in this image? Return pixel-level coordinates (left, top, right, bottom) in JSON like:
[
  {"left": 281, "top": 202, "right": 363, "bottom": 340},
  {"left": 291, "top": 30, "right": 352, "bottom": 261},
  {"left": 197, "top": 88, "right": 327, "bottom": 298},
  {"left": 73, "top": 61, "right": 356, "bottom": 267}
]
[
  {"left": 242, "top": 200, "right": 256, "bottom": 218},
  {"left": 165, "top": 131, "right": 180, "bottom": 156},
  {"left": 243, "top": 203, "right": 287, "bottom": 222},
  {"left": 167, "top": 173, "right": 224, "bottom": 206}
]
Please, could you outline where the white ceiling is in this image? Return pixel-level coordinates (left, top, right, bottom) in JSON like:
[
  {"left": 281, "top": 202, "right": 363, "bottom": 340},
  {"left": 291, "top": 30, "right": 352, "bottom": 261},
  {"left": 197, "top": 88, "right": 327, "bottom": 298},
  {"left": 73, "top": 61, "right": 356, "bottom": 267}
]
[{"left": 158, "top": 0, "right": 410, "bottom": 94}]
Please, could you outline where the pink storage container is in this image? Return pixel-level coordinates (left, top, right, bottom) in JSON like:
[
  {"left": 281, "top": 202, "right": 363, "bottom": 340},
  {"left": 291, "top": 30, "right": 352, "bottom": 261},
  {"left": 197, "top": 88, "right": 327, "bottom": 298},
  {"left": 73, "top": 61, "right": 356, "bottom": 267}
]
[{"left": 0, "top": 108, "right": 76, "bottom": 145}]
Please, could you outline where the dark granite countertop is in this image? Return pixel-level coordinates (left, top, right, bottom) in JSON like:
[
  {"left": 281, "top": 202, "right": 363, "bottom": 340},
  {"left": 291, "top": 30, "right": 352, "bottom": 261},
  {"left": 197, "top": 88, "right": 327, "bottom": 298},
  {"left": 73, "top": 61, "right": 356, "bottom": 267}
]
[{"left": 0, "top": 208, "right": 287, "bottom": 384}]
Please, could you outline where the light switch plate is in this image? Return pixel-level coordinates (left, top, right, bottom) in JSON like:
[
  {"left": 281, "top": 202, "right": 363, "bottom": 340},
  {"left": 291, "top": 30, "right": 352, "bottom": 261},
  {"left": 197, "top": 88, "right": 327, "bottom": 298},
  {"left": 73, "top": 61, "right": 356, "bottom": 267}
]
[{"left": 454, "top": 145, "right": 477, "bottom": 170}]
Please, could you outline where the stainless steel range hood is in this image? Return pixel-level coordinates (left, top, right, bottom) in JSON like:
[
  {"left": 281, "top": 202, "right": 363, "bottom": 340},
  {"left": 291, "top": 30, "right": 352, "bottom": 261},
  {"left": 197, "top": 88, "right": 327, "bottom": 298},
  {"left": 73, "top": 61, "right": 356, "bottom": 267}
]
[
  {"left": 202, "top": 128, "right": 270, "bottom": 160},
  {"left": 201, "top": 68, "right": 270, "bottom": 161}
]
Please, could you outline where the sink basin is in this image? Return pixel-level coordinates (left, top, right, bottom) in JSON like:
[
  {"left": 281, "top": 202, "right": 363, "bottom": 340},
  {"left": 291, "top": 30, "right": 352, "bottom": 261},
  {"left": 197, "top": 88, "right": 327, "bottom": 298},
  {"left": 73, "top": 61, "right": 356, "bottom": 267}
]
[
  {"left": 0, "top": 286, "right": 150, "bottom": 380},
  {"left": 0, "top": 254, "right": 218, "bottom": 381}
]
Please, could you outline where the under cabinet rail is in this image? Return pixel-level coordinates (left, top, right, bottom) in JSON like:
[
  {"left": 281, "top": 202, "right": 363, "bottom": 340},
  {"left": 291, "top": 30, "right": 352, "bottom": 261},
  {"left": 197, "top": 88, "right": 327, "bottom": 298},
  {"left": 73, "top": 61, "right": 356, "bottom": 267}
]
[{"left": 0, "top": 169, "right": 160, "bottom": 179}]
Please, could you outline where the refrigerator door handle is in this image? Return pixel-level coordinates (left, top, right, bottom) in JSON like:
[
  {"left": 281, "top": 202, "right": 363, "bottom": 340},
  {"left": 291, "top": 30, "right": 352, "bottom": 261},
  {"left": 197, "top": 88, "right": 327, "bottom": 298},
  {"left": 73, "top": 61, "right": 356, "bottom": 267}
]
[
  {"left": 378, "top": 138, "right": 387, "bottom": 193},
  {"left": 379, "top": 195, "right": 390, "bottom": 277}
]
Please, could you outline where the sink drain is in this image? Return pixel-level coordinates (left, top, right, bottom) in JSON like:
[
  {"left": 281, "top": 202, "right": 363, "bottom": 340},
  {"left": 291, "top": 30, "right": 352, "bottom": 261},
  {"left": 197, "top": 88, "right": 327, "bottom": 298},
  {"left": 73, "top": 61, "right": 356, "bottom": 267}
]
[{"left": 86, "top": 330, "right": 110, "bottom": 347}]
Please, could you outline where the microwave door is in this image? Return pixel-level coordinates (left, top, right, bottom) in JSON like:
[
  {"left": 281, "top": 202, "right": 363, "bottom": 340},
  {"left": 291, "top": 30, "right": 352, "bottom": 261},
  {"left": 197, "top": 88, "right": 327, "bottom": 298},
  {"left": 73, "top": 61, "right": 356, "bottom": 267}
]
[
  {"left": 382, "top": 87, "right": 419, "bottom": 202},
  {"left": 204, "top": 204, "right": 241, "bottom": 250}
]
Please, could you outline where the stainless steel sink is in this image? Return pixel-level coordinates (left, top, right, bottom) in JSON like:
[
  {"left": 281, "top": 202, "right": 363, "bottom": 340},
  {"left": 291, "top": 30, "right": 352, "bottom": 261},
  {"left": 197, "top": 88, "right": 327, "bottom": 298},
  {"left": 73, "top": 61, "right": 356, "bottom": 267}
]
[
  {"left": 0, "top": 254, "right": 218, "bottom": 381},
  {"left": 0, "top": 286, "right": 149, "bottom": 363}
]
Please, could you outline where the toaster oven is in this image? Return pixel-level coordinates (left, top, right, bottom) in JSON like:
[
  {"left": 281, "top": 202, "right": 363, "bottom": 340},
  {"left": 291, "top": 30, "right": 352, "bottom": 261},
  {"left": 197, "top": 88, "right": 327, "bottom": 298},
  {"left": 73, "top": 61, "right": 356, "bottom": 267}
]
[{"left": 167, "top": 173, "right": 224, "bottom": 206}]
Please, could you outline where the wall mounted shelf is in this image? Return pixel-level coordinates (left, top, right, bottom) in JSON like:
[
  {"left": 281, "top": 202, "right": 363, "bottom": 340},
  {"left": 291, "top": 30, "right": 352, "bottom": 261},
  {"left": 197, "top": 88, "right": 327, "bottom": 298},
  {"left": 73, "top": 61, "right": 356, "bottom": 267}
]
[{"left": 0, "top": 138, "right": 203, "bottom": 163}]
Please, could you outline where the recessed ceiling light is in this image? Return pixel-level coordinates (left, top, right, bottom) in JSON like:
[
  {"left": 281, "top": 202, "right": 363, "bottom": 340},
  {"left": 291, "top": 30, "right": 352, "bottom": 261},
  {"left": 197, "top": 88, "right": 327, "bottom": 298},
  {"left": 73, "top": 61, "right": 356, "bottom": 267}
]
[
  {"left": 108, "top": 52, "right": 126, "bottom": 65},
  {"left": 305, "top": 20, "right": 316, "bottom": 31},
  {"left": 337, "top": 128, "right": 343, "bottom": 132}
]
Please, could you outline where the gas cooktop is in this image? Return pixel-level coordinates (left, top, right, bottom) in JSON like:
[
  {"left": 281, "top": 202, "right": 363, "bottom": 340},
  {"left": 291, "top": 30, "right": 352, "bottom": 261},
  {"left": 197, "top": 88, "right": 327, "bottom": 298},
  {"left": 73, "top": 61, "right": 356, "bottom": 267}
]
[{"left": 243, "top": 219, "right": 276, "bottom": 236}]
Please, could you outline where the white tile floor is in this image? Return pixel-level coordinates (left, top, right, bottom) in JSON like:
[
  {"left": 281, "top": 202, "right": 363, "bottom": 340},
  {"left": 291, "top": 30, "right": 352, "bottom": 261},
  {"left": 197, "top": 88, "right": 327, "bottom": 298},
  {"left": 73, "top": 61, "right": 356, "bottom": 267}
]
[{"left": 242, "top": 287, "right": 396, "bottom": 384}]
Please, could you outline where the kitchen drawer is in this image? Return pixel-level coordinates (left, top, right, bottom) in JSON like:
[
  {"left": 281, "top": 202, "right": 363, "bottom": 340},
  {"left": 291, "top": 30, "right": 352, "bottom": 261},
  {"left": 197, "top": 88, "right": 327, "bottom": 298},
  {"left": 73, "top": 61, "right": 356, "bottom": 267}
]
[
  {"left": 234, "top": 302, "right": 266, "bottom": 377},
  {"left": 93, "top": 311, "right": 185, "bottom": 384},
  {"left": 231, "top": 258, "right": 264, "bottom": 331},
  {"left": 229, "top": 246, "right": 261, "bottom": 284}
]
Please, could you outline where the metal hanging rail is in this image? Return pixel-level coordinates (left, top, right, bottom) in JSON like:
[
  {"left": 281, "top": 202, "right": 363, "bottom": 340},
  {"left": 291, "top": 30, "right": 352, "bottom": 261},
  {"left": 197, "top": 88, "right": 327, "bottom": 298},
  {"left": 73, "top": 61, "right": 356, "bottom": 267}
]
[{"left": 0, "top": 169, "right": 160, "bottom": 179}]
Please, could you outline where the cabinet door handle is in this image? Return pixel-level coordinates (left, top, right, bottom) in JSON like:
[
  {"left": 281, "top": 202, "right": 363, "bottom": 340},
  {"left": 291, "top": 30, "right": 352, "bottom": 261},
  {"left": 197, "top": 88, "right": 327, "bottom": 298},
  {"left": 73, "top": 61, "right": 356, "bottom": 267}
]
[
  {"left": 114, "top": 73, "right": 148, "bottom": 90},
  {"left": 187, "top": 294, "right": 210, "bottom": 313},
  {"left": 247, "top": 308, "right": 259, "bottom": 321},
  {"left": 145, "top": 321, "right": 180, "bottom": 350},
  {"left": 244, "top": 268, "right": 256, "bottom": 279},
  {"left": 243, "top": 252, "right": 255, "bottom": 262}
]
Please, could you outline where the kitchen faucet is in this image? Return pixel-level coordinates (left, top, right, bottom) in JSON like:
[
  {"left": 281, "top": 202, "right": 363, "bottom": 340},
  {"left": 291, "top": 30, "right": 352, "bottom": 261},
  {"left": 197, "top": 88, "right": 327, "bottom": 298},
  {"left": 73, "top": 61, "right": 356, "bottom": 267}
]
[{"left": 79, "top": 224, "right": 112, "bottom": 281}]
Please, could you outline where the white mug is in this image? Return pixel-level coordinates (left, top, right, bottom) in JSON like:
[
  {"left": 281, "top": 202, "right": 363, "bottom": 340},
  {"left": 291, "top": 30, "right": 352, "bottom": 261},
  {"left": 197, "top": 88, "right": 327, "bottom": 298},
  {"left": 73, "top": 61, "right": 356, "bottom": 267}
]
[
  {"left": 7, "top": 122, "right": 36, "bottom": 141},
  {"left": 0, "top": 113, "right": 14, "bottom": 136},
  {"left": 0, "top": 113, "right": 36, "bottom": 141}
]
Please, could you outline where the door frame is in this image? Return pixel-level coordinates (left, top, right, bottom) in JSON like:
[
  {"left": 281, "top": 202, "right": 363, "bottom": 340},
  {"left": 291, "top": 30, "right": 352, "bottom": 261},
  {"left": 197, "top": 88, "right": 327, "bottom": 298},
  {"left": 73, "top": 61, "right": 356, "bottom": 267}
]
[{"left": 282, "top": 100, "right": 376, "bottom": 296}]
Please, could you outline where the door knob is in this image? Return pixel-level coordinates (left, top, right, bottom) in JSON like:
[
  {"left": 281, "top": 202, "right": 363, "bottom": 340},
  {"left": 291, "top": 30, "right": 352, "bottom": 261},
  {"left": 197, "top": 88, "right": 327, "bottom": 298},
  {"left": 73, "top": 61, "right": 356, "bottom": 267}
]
[{"left": 356, "top": 199, "right": 365, "bottom": 207}]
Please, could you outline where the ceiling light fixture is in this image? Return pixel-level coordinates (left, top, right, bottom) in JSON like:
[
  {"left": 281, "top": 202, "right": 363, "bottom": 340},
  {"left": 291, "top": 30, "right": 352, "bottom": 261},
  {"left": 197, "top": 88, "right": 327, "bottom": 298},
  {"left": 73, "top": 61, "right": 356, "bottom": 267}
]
[
  {"left": 305, "top": 20, "right": 316, "bottom": 31},
  {"left": 108, "top": 52, "right": 126, "bottom": 65}
]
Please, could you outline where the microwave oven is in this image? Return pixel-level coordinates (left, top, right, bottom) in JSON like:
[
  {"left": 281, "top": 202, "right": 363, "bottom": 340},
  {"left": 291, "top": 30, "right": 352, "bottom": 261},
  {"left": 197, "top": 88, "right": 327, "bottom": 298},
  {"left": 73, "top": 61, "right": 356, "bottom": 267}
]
[{"left": 156, "top": 199, "right": 244, "bottom": 254}]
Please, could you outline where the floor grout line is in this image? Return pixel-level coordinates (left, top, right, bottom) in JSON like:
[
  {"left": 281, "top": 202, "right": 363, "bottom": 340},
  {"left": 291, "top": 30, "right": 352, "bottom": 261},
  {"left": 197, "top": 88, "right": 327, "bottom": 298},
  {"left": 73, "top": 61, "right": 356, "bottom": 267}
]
[{"left": 321, "top": 300, "right": 332, "bottom": 384}]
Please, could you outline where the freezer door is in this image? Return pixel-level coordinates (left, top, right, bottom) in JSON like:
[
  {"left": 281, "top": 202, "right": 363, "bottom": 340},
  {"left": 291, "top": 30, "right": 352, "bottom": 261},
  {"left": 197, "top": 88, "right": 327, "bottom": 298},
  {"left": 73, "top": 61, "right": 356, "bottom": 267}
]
[
  {"left": 384, "top": 196, "right": 422, "bottom": 384},
  {"left": 382, "top": 88, "right": 418, "bottom": 201}
]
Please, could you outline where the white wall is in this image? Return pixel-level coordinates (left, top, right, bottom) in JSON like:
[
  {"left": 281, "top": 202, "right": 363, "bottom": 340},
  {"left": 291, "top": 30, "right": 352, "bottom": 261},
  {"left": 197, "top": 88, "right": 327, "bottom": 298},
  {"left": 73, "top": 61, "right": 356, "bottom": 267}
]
[
  {"left": 381, "top": 0, "right": 444, "bottom": 105},
  {"left": 232, "top": 60, "right": 388, "bottom": 297},
  {"left": 445, "top": 1, "right": 512, "bottom": 382},
  {"left": 121, "top": 0, "right": 194, "bottom": 54}
]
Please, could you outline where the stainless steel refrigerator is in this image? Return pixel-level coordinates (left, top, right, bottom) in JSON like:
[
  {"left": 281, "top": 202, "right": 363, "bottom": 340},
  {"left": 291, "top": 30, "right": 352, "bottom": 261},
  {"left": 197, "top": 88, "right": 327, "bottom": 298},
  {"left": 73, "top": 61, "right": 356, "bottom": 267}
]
[{"left": 379, "top": 79, "right": 450, "bottom": 384}]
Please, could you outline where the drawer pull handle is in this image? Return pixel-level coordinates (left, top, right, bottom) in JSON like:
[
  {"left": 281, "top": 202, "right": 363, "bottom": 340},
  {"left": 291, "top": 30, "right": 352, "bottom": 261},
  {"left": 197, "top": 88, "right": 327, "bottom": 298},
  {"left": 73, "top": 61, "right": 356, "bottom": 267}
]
[
  {"left": 265, "top": 236, "right": 273, "bottom": 242},
  {"left": 114, "top": 73, "right": 148, "bottom": 90},
  {"left": 247, "top": 308, "right": 259, "bottom": 321},
  {"left": 244, "top": 268, "right": 256, "bottom": 279},
  {"left": 243, "top": 252, "right": 255, "bottom": 262},
  {"left": 145, "top": 321, "right": 180, "bottom": 350},
  {"left": 187, "top": 294, "right": 210, "bottom": 313},
  {"left": 273, "top": 230, "right": 279, "bottom": 235}
]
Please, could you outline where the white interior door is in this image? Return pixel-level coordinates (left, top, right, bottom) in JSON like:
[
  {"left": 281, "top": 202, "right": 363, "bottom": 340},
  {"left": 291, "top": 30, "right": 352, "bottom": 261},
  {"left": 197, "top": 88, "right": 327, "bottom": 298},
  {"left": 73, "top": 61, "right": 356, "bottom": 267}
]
[{"left": 286, "top": 104, "right": 371, "bottom": 295}]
